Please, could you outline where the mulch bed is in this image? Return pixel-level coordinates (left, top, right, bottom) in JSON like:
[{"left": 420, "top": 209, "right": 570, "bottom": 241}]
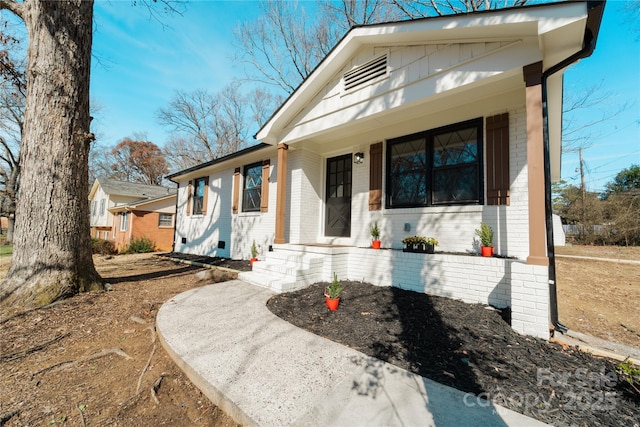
[
  {"left": 157, "top": 252, "right": 251, "bottom": 272},
  {"left": 267, "top": 281, "right": 639, "bottom": 427}
]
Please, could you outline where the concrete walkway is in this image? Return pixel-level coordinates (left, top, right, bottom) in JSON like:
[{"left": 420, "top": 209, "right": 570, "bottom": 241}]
[
  {"left": 157, "top": 280, "right": 548, "bottom": 427},
  {"left": 555, "top": 254, "right": 640, "bottom": 265}
]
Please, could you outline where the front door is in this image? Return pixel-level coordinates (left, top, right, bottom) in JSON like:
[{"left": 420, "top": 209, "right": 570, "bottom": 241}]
[{"left": 325, "top": 154, "right": 352, "bottom": 237}]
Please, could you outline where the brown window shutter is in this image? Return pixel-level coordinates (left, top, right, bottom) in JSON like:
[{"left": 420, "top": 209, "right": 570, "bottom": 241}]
[
  {"left": 201, "top": 177, "right": 209, "bottom": 215},
  {"left": 186, "top": 180, "right": 192, "bottom": 216},
  {"left": 486, "top": 113, "right": 510, "bottom": 206},
  {"left": 232, "top": 167, "right": 240, "bottom": 214},
  {"left": 261, "top": 160, "right": 270, "bottom": 213},
  {"left": 369, "top": 142, "right": 383, "bottom": 210}
]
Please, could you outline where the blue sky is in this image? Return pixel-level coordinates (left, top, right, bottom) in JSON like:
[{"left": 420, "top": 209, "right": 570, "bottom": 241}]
[{"left": 90, "top": 0, "right": 639, "bottom": 191}]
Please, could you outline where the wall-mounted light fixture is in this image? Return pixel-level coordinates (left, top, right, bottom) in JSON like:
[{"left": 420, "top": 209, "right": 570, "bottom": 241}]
[{"left": 354, "top": 152, "right": 365, "bottom": 164}]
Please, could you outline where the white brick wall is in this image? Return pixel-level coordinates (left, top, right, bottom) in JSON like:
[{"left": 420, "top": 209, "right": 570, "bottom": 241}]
[
  {"left": 173, "top": 151, "right": 277, "bottom": 260},
  {"left": 511, "top": 263, "right": 550, "bottom": 339}
]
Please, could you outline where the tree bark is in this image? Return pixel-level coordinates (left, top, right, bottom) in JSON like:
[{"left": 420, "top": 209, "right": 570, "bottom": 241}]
[{"left": 0, "top": 0, "right": 102, "bottom": 308}]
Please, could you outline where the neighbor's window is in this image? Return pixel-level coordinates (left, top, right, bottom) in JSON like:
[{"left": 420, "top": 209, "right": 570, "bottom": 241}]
[
  {"left": 242, "top": 162, "right": 262, "bottom": 212},
  {"left": 120, "top": 212, "right": 129, "bottom": 231},
  {"left": 91, "top": 201, "right": 97, "bottom": 216},
  {"left": 386, "top": 118, "right": 482, "bottom": 208},
  {"left": 158, "top": 213, "right": 174, "bottom": 227},
  {"left": 192, "top": 177, "right": 206, "bottom": 215},
  {"left": 100, "top": 199, "right": 106, "bottom": 215}
]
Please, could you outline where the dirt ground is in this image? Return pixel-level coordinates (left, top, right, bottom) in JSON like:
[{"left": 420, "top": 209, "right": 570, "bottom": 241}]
[
  {"left": 0, "top": 246, "right": 638, "bottom": 426},
  {"left": 555, "top": 245, "right": 640, "bottom": 348},
  {"left": 0, "top": 254, "right": 244, "bottom": 427}
]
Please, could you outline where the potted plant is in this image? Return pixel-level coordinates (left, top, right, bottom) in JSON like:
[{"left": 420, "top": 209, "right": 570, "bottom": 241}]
[
  {"left": 324, "top": 273, "right": 343, "bottom": 311},
  {"left": 402, "top": 236, "right": 417, "bottom": 252},
  {"left": 250, "top": 240, "right": 259, "bottom": 266},
  {"left": 370, "top": 221, "right": 381, "bottom": 249},
  {"left": 475, "top": 223, "right": 494, "bottom": 257},
  {"left": 414, "top": 236, "right": 428, "bottom": 252},
  {"left": 425, "top": 237, "right": 439, "bottom": 254}
]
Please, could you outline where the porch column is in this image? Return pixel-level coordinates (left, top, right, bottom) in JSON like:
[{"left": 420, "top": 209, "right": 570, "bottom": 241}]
[
  {"left": 274, "top": 143, "right": 288, "bottom": 244},
  {"left": 523, "top": 62, "right": 548, "bottom": 266}
]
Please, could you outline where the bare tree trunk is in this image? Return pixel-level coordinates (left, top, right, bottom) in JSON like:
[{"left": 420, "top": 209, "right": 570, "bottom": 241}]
[
  {"left": 0, "top": 0, "right": 102, "bottom": 308},
  {"left": 5, "top": 216, "right": 14, "bottom": 243}
]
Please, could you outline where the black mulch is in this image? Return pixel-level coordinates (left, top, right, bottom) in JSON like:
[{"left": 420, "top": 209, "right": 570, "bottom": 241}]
[
  {"left": 267, "top": 281, "right": 639, "bottom": 427},
  {"left": 157, "top": 252, "right": 251, "bottom": 272}
]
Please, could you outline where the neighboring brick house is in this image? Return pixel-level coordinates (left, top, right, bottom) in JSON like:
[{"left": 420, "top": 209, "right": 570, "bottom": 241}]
[
  {"left": 167, "top": 2, "right": 604, "bottom": 340},
  {"left": 89, "top": 178, "right": 177, "bottom": 252}
]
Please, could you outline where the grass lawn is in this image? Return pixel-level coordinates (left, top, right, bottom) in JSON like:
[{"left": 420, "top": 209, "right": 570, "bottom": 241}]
[{"left": 0, "top": 244, "right": 12, "bottom": 257}]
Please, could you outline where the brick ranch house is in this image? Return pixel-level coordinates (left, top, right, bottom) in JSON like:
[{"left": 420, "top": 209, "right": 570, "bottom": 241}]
[
  {"left": 167, "top": 1, "right": 605, "bottom": 340},
  {"left": 89, "top": 178, "right": 177, "bottom": 252}
]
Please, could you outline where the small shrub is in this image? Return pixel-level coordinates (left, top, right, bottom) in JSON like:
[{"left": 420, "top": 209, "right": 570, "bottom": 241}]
[
  {"left": 124, "top": 237, "right": 155, "bottom": 254},
  {"left": 616, "top": 358, "right": 640, "bottom": 396},
  {"left": 91, "top": 238, "right": 116, "bottom": 255}
]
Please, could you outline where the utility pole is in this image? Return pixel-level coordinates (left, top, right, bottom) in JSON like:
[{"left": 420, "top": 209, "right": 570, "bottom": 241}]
[{"left": 579, "top": 147, "right": 586, "bottom": 239}]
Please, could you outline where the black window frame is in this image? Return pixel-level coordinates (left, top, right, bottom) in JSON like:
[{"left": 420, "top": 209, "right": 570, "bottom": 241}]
[
  {"left": 386, "top": 118, "right": 484, "bottom": 208},
  {"left": 242, "top": 162, "right": 262, "bottom": 212},
  {"left": 192, "top": 177, "right": 206, "bottom": 215}
]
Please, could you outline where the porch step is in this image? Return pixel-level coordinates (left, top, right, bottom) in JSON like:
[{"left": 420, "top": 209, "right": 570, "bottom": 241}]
[{"left": 237, "top": 251, "right": 326, "bottom": 293}]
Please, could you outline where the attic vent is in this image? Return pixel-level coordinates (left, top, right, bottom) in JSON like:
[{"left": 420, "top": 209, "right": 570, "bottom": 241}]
[{"left": 344, "top": 54, "right": 387, "bottom": 91}]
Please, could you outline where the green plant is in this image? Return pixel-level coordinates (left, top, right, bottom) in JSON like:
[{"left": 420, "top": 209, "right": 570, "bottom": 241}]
[
  {"left": 475, "top": 223, "right": 494, "bottom": 247},
  {"left": 370, "top": 222, "right": 380, "bottom": 240},
  {"left": 325, "top": 273, "right": 343, "bottom": 299},
  {"left": 402, "top": 236, "right": 417, "bottom": 245},
  {"left": 426, "top": 237, "right": 439, "bottom": 246},
  {"left": 250, "top": 240, "right": 258, "bottom": 258},
  {"left": 124, "top": 237, "right": 155, "bottom": 254},
  {"left": 91, "top": 238, "right": 116, "bottom": 255},
  {"left": 616, "top": 358, "right": 640, "bottom": 395}
]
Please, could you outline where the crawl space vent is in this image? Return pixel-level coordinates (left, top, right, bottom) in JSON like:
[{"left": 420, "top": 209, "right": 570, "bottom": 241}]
[{"left": 344, "top": 54, "right": 387, "bottom": 91}]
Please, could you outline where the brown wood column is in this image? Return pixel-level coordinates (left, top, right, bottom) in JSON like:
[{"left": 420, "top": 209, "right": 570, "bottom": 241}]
[
  {"left": 274, "top": 143, "right": 288, "bottom": 244},
  {"left": 523, "top": 62, "right": 548, "bottom": 266}
]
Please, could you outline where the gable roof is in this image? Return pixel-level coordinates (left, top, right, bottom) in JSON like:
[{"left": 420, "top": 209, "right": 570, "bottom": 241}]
[
  {"left": 89, "top": 178, "right": 176, "bottom": 201},
  {"left": 255, "top": 1, "right": 603, "bottom": 146}
]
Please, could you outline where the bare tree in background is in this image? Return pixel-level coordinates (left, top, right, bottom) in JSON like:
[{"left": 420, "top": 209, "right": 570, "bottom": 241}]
[
  {"left": 108, "top": 137, "right": 169, "bottom": 185},
  {"left": 233, "top": 0, "right": 534, "bottom": 95},
  {"left": 0, "top": 19, "right": 25, "bottom": 244},
  {"left": 158, "top": 84, "right": 279, "bottom": 170}
]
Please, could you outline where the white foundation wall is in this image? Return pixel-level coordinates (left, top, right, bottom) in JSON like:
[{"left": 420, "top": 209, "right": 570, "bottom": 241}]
[{"left": 345, "top": 248, "right": 548, "bottom": 339}]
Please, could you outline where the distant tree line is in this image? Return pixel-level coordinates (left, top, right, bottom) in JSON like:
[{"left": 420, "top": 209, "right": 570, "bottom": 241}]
[{"left": 553, "top": 165, "right": 640, "bottom": 246}]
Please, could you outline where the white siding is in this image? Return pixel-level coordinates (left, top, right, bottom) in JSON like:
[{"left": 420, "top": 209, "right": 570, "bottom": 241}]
[{"left": 174, "top": 152, "right": 277, "bottom": 260}]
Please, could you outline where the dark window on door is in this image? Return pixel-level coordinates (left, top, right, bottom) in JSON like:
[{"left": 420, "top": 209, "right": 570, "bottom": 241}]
[{"left": 325, "top": 154, "right": 352, "bottom": 237}]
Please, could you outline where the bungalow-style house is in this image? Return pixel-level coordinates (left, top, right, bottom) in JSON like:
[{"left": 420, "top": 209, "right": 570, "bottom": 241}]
[
  {"left": 89, "top": 178, "right": 177, "bottom": 252},
  {"left": 167, "top": 1, "right": 604, "bottom": 340}
]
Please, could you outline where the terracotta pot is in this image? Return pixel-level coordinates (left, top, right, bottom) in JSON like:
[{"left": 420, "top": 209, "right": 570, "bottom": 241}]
[
  {"left": 481, "top": 246, "right": 494, "bottom": 257},
  {"left": 325, "top": 297, "right": 340, "bottom": 311},
  {"left": 250, "top": 257, "right": 258, "bottom": 267},
  {"left": 371, "top": 240, "right": 381, "bottom": 249}
]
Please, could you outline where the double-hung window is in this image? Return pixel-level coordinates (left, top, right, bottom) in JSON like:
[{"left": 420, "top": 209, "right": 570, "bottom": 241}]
[
  {"left": 120, "top": 212, "right": 129, "bottom": 231},
  {"left": 158, "top": 213, "right": 174, "bottom": 227},
  {"left": 242, "top": 162, "right": 262, "bottom": 212},
  {"left": 192, "top": 177, "right": 206, "bottom": 215},
  {"left": 386, "top": 118, "right": 483, "bottom": 208}
]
